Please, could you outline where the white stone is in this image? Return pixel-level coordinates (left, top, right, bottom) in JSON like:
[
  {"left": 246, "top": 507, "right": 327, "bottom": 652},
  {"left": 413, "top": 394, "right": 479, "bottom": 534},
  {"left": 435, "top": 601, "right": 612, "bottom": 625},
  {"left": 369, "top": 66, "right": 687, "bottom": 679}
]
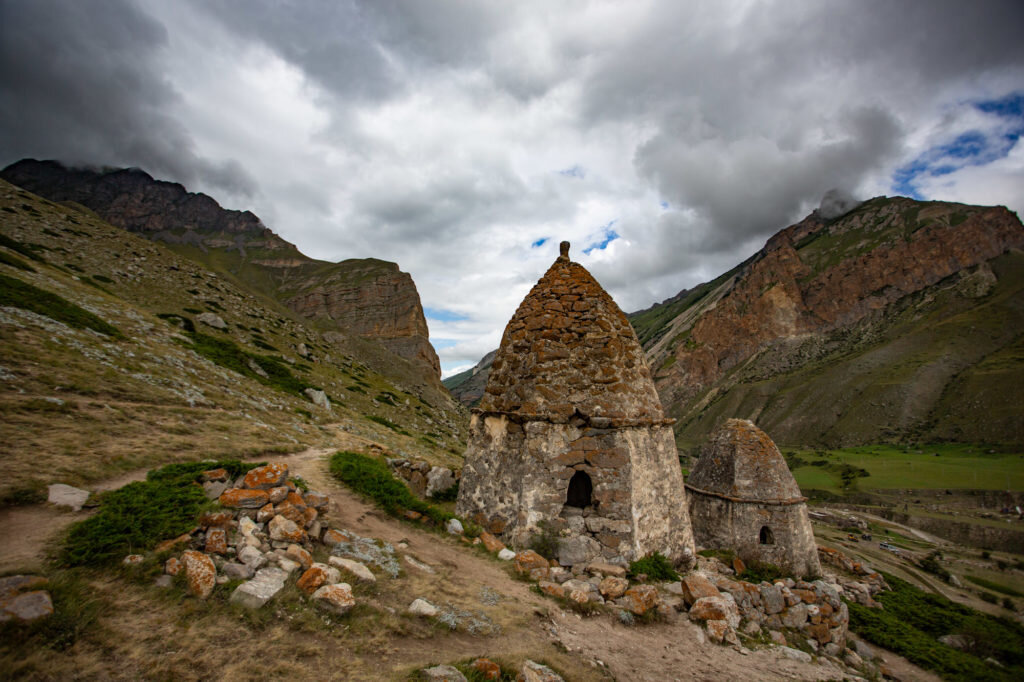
[
  {"left": 421, "top": 665, "right": 468, "bottom": 682},
  {"left": 498, "top": 548, "right": 516, "bottom": 561},
  {"left": 304, "top": 388, "right": 331, "bottom": 410},
  {"left": 229, "top": 567, "right": 288, "bottom": 609},
  {"left": 425, "top": 466, "right": 455, "bottom": 497},
  {"left": 276, "top": 557, "right": 300, "bottom": 575},
  {"left": 196, "top": 312, "right": 227, "bottom": 330},
  {"left": 47, "top": 483, "right": 90, "bottom": 511},
  {"left": 407, "top": 598, "right": 438, "bottom": 617},
  {"left": 237, "top": 545, "right": 266, "bottom": 569},
  {"left": 445, "top": 518, "right": 464, "bottom": 535},
  {"left": 778, "top": 646, "right": 812, "bottom": 663},
  {"left": 328, "top": 556, "right": 376, "bottom": 583},
  {"left": 238, "top": 516, "right": 257, "bottom": 538}
]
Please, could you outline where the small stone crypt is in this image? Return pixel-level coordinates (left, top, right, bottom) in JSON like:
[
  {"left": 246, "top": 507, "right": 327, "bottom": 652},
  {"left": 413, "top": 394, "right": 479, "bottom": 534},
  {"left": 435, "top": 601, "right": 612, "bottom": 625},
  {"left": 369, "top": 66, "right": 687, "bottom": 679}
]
[
  {"left": 456, "top": 242, "right": 695, "bottom": 567},
  {"left": 686, "top": 419, "right": 821, "bottom": 577}
]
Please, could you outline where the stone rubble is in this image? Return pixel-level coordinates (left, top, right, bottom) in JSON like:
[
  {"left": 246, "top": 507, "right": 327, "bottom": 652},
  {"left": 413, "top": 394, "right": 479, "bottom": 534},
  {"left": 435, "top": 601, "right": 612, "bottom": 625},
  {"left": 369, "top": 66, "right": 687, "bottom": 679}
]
[{"left": 0, "top": 575, "right": 54, "bottom": 623}]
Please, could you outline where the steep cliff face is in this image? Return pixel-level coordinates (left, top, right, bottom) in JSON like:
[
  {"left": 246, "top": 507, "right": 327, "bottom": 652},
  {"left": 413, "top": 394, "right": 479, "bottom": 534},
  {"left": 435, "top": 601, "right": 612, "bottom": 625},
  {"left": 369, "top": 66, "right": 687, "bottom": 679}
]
[
  {"left": 0, "top": 159, "right": 442, "bottom": 383},
  {"left": 632, "top": 196, "right": 1024, "bottom": 447},
  {"left": 442, "top": 350, "right": 496, "bottom": 407}
]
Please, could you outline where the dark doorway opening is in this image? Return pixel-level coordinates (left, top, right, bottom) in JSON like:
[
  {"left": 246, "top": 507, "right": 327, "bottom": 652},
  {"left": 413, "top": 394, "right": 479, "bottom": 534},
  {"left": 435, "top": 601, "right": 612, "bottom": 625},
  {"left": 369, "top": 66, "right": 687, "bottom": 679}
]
[
  {"left": 566, "top": 470, "right": 593, "bottom": 508},
  {"left": 759, "top": 525, "right": 775, "bottom": 545}
]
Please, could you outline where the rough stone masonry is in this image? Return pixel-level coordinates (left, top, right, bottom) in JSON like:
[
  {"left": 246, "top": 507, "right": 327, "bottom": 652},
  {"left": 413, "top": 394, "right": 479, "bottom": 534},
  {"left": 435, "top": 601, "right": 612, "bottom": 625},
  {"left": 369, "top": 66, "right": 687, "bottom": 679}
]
[{"left": 456, "top": 242, "right": 696, "bottom": 567}]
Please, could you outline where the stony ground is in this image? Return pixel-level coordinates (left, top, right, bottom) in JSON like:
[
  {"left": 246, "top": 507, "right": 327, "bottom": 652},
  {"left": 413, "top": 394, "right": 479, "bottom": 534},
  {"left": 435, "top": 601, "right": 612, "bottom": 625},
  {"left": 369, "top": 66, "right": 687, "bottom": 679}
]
[{"left": 1, "top": 427, "right": 948, "bottom": 681}]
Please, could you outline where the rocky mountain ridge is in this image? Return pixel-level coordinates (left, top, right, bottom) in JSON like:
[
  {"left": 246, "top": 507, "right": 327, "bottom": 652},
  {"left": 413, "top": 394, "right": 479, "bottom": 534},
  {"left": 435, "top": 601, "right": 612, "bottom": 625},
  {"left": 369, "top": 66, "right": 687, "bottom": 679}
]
[
  {"left": 0, "top": 159, "right": 442, "bottom": 384},
  {"left": 632, "top": 196, "right": 1024, "bottom": 448}
]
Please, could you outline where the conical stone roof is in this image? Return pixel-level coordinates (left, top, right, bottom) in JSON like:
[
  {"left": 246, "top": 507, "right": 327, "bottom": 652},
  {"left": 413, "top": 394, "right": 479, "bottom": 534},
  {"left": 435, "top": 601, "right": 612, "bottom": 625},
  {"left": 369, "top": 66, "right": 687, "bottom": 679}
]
[
  {"left": 687, "top": 419, "right": 804, "bottom": 503},
  {"left": 479, "top": 242, "right": 663, "bottom": 421}
]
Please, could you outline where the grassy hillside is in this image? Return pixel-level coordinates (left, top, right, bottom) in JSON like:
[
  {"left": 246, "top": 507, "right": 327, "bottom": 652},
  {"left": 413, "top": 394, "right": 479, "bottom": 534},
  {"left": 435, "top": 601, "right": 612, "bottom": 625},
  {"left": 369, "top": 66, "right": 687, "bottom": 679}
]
[{"left": 0, "top": 179, "right": 466, "bottom": 504}]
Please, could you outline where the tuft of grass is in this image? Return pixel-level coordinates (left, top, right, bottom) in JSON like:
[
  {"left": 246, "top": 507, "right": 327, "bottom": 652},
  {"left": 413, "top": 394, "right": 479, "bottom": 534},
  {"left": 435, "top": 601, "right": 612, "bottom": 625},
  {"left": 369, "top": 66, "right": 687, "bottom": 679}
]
[
  {"left": 628, "top": 552, "right": 679, "bottom": 582},
  {"left": 60, "top": 459, "right": 258, "bottom": 566},
  {"left": 0, "top": 272, "right": 122, "bottom": 338},
  {"left": 848, "top": 572, "right": 1024, "bottom": 681},
  {"left": 528, "top": 520, "right": 559, "bottom": 561},
  {"left": 329, "top": 451, "right": 452, "bottom": 527},
  {"left": 965, "top": 576, "right": 1024, "bottom": 598},
  {"left": 365, "top": 414, "right": 410, "bottom": 436},
  {"left": 185, "top": 330, "right": 308, "bottom": 397},
  {"left": 738, "top": 559, "right": 787, "bottom": 584},
  {"left": 0, "top": 231, "right": 47, "bottom": 264}
]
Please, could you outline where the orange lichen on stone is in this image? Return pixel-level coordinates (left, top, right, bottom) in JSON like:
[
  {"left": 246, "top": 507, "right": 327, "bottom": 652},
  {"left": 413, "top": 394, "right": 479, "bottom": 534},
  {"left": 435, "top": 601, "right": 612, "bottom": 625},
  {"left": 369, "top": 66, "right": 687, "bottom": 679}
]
[
  {"left": 243, "top": 462, "right": 289, "bottom": 490},
  {"left": 219, "top": 488, "right": 270, "bottom": 509}
]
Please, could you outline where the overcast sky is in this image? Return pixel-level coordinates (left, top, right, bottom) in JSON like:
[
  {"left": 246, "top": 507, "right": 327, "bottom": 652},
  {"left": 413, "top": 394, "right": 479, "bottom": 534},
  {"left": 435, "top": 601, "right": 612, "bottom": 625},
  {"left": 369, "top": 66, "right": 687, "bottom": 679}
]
[{"left": 2, "top": 1, "right": 1023, "bottom": 376}]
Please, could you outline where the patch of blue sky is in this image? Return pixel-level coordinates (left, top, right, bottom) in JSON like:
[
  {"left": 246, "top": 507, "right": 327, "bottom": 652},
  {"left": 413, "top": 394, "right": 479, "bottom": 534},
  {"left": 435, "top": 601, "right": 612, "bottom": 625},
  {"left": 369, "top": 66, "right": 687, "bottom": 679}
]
[
  {"left": 558, "top": 165, "right": 585, "bottom": 179},
  {"left": 892, "top": 92, "right": 1024, "bottom": 198},
  {"left": 531, "top": 237, "right": 548, "bottom": 248},
  {"left": 660, "top": 200, "right": 669, "bottom": 209},
  {"left": 583, "top": 220, "right": 620, "bottom": 254},
  {"left": 424, "top": 307, "right": 469, "bottom": 322},
  {"left": 432, "top": 338, "right": 458, "bottom": 350}
]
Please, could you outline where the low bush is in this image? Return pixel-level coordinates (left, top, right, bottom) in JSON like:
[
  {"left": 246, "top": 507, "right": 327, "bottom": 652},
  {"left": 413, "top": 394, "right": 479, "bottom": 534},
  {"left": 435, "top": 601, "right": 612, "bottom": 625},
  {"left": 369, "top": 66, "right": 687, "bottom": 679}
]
[
  {"left": 528, "top": 521, "right": 559, "bottom": 561},
  {"left": 628, "top": 552, "right": 679, "bottom": 582},
  {"left": 185, "top": 330, "right": 307, "bottom": 397},
  {"left": 738, "top": 559, "right": 787, "bottom": 584},
  {"left": 329, "top": 451, "right": 452, "bottom": 527},
  {"left": 365, "top": 414, "right": 410, "bottom": 435},
  {"left": 0, "top": 272, "right": 122, "bottom": 338},
  {"left": 60, "top": 459, "right": 258, "bottom": 566},
  {"left": 848, "top": 572, "right": 1024, "bottom": 681},
  {"left": 430, "top": 481, "right": 459, "bottom": 502}
]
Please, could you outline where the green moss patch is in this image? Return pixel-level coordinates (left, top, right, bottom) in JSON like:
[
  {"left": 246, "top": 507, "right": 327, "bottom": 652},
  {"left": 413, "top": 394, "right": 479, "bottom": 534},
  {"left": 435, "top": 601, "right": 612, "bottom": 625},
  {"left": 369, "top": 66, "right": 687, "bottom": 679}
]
[
  {"left": 0, "top": 272, "right": 122, "bottom": 338},
  {"left": 329, "top": 450, "right": 452, "bottom": 527}
]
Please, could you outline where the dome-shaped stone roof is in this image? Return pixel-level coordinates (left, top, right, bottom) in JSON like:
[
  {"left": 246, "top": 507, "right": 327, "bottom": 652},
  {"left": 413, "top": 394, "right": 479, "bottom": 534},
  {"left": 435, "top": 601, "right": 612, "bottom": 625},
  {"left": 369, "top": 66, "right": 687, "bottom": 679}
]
[
  {"left": 478, "top": 242, "right": 663, "bottom": 420},
  {"left": 686, "top": 419, "right": 804, "bottom": 502}
]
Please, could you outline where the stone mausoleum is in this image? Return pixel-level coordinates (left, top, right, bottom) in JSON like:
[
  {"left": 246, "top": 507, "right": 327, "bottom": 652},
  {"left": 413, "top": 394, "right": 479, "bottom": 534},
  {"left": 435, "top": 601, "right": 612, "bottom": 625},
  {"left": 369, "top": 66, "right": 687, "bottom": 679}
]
[
  {"left": 456, "top": 242, "right": 695, "bottom": 567},
  {"left": 686, "top": 419, "right": 821, "bottom": 577}
]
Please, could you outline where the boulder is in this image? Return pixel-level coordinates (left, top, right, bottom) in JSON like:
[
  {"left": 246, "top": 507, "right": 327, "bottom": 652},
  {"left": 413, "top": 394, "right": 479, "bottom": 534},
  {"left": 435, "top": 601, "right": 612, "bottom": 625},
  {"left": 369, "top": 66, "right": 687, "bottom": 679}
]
[
  {"left": 587, "top": 561, "right": 627, "bottom": 578},
  {"left": 778, "top": 647, "right": 812, "bottom": 663},
  {"left": 622, "top": 585, "right": 659, "bottom": 616},
  {"left": 599, "top": 576, "right": 629, "bottom": 600},
  {"left": 408, "top": 598, "right": 439, "bottom": 617},
  {"left": 222, "top": 562, "right": 254, "bottom": 580},
  {"left": 311, "top": 583, "right": 355, "bottom": 615},
  {"left": 303, "top": 491, "right": 329, "bottom": 509},
  {"left": 286, "top": 544, "right": 313, "bottom": 570},
  {"left": 781, "top": 603, "right": 809, "bottom": 628},
  {"left": 297, "top": 564, "right": 332, "bottom": 595},
  {"left": 268, "top": 486, "right": 289, "bottom": 504},
  {"left": 471, "top": 658, "right": 502, "bottom": 680},
  {"left": 760, "top": 583, "right": 785, "bottom": 614},
  {"left": 328, "top": 557, "right": 376, "bottom": 583},
  {"left": 196, "top": 312, "right": 227, "bottom": 330},
  {"left": 518, "top": 660, "right": 564, "bottom": 682},
  {"left": 681, "top": 573, "right": 721, "bottom": 606},
  {"left": 165, "top": 557, "right": 181, "bottom": 575},
  {"left": 303, "top": 388, "right": 331, "bottom": 410},
  {"left": 425, "top": 466, "right": 455, "bottom": 497},
  {"left": 257, "top": 502, "right": 275, "bottom": 523},
  {"left": 420, "top": 665, "right": 467, "bottom": 682},
  {"left": 513, "top": 550, "right": 550, "bottom": 578},
  {"left": 243, "top": 463, "right": 289, "bottom": 490},
  {"left": 556, "top": 535, "right": 600, "bottom": 566},
  {"left": 689, "top": 596, "right": 740, "bottom": 629},
  {"left": 446, "top": 518, "right": 464, "bottom": 535},
  {"left": 497, "top": 548, "right": 516, "bottom": 561},
  {"left": 47, "top": 483, "right": 91, "bottom": 511},
  {"left": 237, "top": 545, "right": 266, "bottom": 569},
  {"left": 205, "top": 527, "right": 228, "bottom": 555},
  {"left": 539, "top": 581, "right": 566, "bottom": 599},
  {"left": 0, "top": 591, "right": 53, "bottom": 623},
  {"left": 268, "top": 515, "right": 306, "bottom": 543},
  {"left": 219, "top": 488, "right": 270, "bottom": 509},
  {"left": 322, "top": 528, "right": 351, "bottom": 547},
  {"left": 182, "top": 550, "right": 216, "bottom": 599},
  {"left": 479, "top": 531, "right": 506, "bottom": 553},
  {"left": 122, "top": 554, "right": 144, "bottom": 566},
  {"left": 230, "top": 567, "right": 288, "bottom": 609},
  {"left": 203, "top": 480, "right": 227, "bottom": 500}
]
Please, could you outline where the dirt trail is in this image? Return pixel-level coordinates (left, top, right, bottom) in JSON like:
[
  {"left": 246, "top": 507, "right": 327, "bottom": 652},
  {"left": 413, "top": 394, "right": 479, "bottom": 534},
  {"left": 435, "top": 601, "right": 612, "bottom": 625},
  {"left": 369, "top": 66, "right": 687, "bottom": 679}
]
[{"left": 2, "top": 433, "right": 938, "bottom": 680}]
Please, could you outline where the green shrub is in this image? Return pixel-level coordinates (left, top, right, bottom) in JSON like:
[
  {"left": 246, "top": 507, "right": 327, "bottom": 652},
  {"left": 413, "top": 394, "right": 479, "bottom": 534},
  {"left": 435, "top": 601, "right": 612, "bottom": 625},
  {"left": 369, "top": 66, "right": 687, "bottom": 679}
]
[
  {"left": 430, "top": 481, "right": 459, "bottom": 502},
  {"left": 920, "top": 551, "right": 951, "bottom": 582},
  {"left": 186, "top": 331, "right": 307, "bottom": 397},
  {"left": 328, "top": 451, "right": 451, "bottom": 527},
  {"left": 528, "top": 520, "right": 560, "bottom": 561},
  {"left": 365, "top": 414, "right": 410, "bottom": 435},
  {"left": 0, "top": 272, "right": 122, "bottom": 338},
  {"left": 628, "top": 552, "right": 679, "bottom": 582},
  {"left": 60, "top": 459, "right": 257, "bottom": 566},
  {"left": 739, "top": 559, "right": 787, "bottom": 584},
  {"left": 848, "top": 572, "right": 1024, "bottom": 681}
]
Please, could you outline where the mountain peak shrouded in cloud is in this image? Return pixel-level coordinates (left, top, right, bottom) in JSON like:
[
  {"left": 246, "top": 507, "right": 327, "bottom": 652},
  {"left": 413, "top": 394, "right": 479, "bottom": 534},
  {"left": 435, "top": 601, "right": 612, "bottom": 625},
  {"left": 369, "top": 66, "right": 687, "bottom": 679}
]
[
  {"left": 1, "top": 0, "right": 1023, "bottom": 374},
  {"left": 817, "top": 189, "right": 862, "bottom": 220}
]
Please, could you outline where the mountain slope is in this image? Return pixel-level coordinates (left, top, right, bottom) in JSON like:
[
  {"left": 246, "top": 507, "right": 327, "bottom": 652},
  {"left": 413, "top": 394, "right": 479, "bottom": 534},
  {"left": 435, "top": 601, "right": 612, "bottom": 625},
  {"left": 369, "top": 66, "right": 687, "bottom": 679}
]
[
  {"left": 0, "top": 159, "right": 442, "bottom": 387},
  {"left": 0, "top": 179, "right": 465, "bottom": 502},
  {"left": 631, "top": 196, "right": 1024, "bottom": 448}
]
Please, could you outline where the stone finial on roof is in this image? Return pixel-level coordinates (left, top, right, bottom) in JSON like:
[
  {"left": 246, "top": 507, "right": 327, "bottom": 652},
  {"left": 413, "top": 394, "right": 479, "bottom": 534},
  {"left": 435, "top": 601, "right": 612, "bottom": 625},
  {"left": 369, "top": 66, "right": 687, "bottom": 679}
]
[{"left": 559, "top": 241, "right": 570, "bottom": 260}]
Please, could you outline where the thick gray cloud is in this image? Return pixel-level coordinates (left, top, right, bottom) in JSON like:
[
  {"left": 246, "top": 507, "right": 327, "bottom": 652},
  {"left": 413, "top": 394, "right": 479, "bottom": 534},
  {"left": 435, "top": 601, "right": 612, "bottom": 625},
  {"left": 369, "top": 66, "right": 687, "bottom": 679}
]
[{"left": 1, "top": 0, "right": 1022, "bottom": 374}]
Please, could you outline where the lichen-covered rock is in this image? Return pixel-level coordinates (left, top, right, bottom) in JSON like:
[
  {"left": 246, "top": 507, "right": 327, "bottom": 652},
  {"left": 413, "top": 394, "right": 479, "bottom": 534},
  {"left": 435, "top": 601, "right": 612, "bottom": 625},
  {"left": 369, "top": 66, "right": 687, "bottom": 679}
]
[
  {"left": 182, "top": 550, "right": 216, "bottom": 599},
  {"left": 622, "top": 585, "right": 659, "bottom": 616},
  {"left": 243, "top": 463, "right": 289, "bottom": 490},
  {"left": 205, "top": 527, "right": 228, "bottom": 555},
  {"left": 268, "top": 514, "right": 306, "bottom": 543},
  {"left": 286, "top": 544, "right": 312, "bottom": 570},
  {"left": 513, "top": 550, "right": 550, "bottom": 578},
  {"left": 479, "top": 531, "right": 505, "bottom": 553},
  {"left": 268, "top": 486, "right": 289, "bottom": 504},
  {"left": 328, "top": 557, "right": 376, "bottom": 583},
  {"left": 689, "top": 596, "right": 740, "bottom": 629},
  {"left": 680, "top": 573, "right": 721, "bottom": 606},
  {"left": 407, "top": 598, "right": 438, "bottom": 617},
  {"left": 230, "top": 566, "right": 287, "bottom": 609},
  {"left": 471, "top": 658, "right": 502, "bottom": 681},
  {"left": 517, "top": 660, "right": 564, "bottom": 682},
  {"left": 219, "top": 488, "right": 270, "bottom": 509},
  {"left": 420, "top": 665, "right": 468, "bottom": 682},
  {"left": 296, "top": 564, "right": 330, "bottom": 595},
  {"left": 0, "top": 576, "right": 53, "bottom": 623},
  {"left": 599, "top": 576, "right": 629, "bottom": 600},
  {"left": 165, "top": 557, "right": 181, "bottom": 575}
]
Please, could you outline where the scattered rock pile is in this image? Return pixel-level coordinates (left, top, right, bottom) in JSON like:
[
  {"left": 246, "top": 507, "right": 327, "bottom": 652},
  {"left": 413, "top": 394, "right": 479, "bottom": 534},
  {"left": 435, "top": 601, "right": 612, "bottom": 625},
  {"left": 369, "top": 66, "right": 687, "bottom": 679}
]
[
  {"left": 144, "top": 462, "right": 379, "bottom": 616},
  {"left": 816, "top": 546, "right": 889, "bottom": 607},
  {"left": 418, "top": 658, "right": 565, "bottom": 682},
  {"left": 387, "top": 458, "right": 457, "bottom": 498},
  {"left": 0, "top": 575, "right": 53, "bottom": 623}
]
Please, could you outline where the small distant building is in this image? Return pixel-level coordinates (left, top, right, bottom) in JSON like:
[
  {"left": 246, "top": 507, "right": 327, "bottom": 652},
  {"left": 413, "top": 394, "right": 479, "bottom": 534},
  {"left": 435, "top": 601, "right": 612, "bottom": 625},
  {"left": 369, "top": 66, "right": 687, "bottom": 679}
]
[
  {"left": 686, "top": 419, "right": 821, "bottom": 577},
  {"left": 456, "top": 242, "right": 695, "bottom": 567}
]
